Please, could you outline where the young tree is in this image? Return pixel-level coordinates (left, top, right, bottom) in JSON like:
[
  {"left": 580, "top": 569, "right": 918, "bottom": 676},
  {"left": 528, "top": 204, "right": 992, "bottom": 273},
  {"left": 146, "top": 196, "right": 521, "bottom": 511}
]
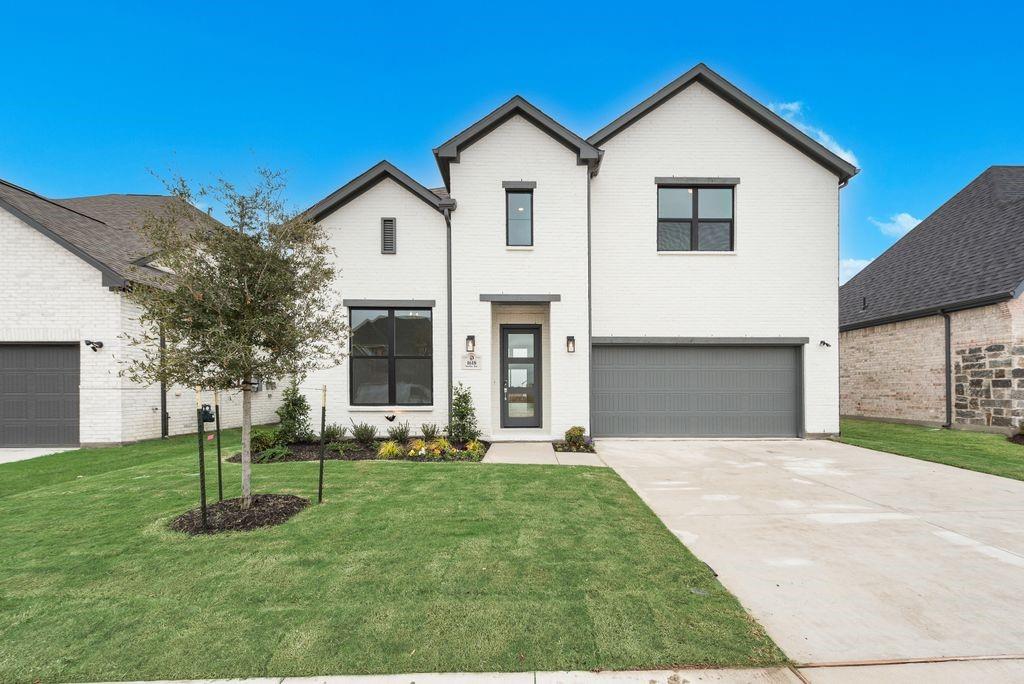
[{"left": 122, "top": 170, "right": 347, "bottom": 508}]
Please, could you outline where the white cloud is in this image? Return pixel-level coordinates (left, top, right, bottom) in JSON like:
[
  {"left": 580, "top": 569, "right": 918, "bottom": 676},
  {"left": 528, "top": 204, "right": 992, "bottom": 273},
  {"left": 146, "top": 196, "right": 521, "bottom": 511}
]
[
  {"left": 769, "top": 100, "right": 859, "bottom": 168},
  {"left": 840, "top": 258, "right": 873, "bottom": 284},
  {"left": 869, "top": 212, "right": 921, "bottom": 238}
]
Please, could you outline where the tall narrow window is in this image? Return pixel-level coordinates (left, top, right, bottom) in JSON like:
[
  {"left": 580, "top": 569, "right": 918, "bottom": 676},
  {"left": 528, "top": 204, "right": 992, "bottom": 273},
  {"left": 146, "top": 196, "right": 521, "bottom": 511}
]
[
  {"left": 657, "top": 186, "right": 734, "bottom": 251},
  {"left": 506, "top": 190, "right": 533, "bottom": 246},
  {"left": 350, "top": 307, "right": 432, "bottom": 406},
  {"left": 381, "top": 217, "right": 396, "bottom": 254}
]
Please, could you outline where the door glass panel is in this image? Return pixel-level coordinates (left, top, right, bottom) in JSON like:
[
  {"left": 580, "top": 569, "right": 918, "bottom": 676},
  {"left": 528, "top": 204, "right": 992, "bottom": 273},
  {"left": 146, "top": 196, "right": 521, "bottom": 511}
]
[
  {"left": 507, "top": 362, "right": 534, "bottom": 388},
  {"left": 506, "top": 361, "right": 536, "bottom": 419},
  {"left": 507, "top": 391, "right": 536, "bottom": 418},
  {"left": 506, "top": 333, "right": 535, "bottom": 359}
]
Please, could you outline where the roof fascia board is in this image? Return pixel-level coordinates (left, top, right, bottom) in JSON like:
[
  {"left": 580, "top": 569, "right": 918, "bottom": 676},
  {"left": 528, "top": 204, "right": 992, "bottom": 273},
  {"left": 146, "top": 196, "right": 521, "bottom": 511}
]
[
  {"left": 840, "top": 292, "right": 1017, "bottom": 332},
  {"left": 0, "top": 195, "right": 126, "bottom": 288},
  {"left": 304, "top": 161, "right": 447, "bottom": 222},
  {"left": 588, "top": 64, "right": 859, "bottom": 183}
]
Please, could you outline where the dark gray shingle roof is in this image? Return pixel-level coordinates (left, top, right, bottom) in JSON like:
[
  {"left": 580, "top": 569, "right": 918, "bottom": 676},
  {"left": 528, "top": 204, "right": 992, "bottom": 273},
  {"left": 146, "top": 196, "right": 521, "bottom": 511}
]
[
  {"left": 0, "top": 178, "right": 196, "bottom": 287},
  {"left": 840, "top": 166, "right": 1024, "bottom": 330}
]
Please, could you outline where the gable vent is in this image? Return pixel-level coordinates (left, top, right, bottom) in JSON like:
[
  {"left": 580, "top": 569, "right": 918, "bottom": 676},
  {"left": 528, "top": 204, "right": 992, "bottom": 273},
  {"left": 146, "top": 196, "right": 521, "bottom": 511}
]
[{"left": 381, "top": 217, "right": 396, "bottom": 254}]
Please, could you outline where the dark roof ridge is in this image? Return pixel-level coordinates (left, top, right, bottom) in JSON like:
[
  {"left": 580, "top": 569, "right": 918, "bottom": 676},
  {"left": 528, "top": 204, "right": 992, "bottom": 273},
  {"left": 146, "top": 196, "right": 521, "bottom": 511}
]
[
  {"left": 0, "top": 177, "right": 113, "bottom": 226},
  {"left": 303, "top": 160, "right": 453, "bottom": 222}
]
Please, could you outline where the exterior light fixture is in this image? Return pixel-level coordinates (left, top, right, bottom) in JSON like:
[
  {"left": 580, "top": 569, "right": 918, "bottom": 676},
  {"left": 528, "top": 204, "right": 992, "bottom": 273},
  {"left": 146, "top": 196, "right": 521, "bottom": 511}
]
[
  {"left": 385, "top": 414, "right": 396, "bottom": 422},
  {"left": 84, "top": 339, "right": 104, "bottom": 352},
  {"left": 566, "top": 336, "right": 576, "bottom": 353},
  {"left": 466, "top": 335, "right": 476, "bottom": 353},
  {"left": 819, "top": 340, "right": 832, "bottom": 348}
]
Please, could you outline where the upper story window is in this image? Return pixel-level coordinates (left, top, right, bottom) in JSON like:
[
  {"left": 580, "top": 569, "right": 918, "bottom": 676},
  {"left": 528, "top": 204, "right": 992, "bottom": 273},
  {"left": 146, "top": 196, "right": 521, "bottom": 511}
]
[
  {"left": 350, "top": 307, "right": 432, "bottom": 406},
  {"left": 657, "top": 186, "right": 734, "bottom": 252},
  {"left": 506, "top": 190, "right": 533, "bottom": 246}
]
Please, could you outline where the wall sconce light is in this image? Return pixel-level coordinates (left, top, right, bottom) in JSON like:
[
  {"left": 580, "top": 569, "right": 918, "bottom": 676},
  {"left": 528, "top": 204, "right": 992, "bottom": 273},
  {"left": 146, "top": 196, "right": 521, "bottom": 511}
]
[
  {"left": 566, "top": 336, "right": 576, "bottom": 353},
  {"left": 819, "top": 340, "right": 832, "bottom": 348},
  {"left": 466, "top": 335, "right": 476, "bottom": 353},
  {"left": 84, "top": 339, "right": 104, "bottom": 352},
  {"left": 385, "top": 414, "right": 396, "bottom": 422}
]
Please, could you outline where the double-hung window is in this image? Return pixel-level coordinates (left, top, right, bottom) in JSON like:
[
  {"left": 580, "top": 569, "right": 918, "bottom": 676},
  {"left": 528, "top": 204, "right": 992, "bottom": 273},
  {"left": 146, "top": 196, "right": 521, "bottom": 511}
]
[
  {"left": 657, "top": 186, "right": 734, "bottom": 251},
  {"left": 349, "top": 307, "right": 432, "bottom": 406}
]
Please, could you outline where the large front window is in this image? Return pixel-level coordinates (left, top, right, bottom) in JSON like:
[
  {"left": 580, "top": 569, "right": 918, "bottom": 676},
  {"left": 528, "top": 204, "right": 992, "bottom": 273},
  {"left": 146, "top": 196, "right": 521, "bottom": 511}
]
[
  {"left": 350, "top": 308, "right": 432, "bottom": 406},
  {"left": 657, "top": 186, "right": 734, "bottom": 251}
]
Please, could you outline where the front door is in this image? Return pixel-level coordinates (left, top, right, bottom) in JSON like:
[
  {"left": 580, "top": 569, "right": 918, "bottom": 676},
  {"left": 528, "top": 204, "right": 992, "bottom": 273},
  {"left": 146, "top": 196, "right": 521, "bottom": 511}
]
[{"left": 500, "top": 325, "right": 541, "bottom": 428}]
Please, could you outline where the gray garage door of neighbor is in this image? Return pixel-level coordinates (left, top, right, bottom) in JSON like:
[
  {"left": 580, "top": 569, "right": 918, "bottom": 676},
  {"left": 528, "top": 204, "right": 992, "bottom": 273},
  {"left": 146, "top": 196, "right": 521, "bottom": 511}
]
[
  {"left": 0, "top": 344, "right": 80, "bottom": 447},
  {"left": 592, "top": 344, "right": 802, "bottom": 437}
]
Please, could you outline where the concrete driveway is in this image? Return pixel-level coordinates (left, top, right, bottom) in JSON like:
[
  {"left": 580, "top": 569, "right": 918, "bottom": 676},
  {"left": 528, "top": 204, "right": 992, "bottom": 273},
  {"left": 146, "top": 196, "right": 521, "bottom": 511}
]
[
  {"left": 0, "top": 446, "right": 75, "bottom": 464},
  {"left": 597, "top": 438, "right": 1024, "bottom": 671}
]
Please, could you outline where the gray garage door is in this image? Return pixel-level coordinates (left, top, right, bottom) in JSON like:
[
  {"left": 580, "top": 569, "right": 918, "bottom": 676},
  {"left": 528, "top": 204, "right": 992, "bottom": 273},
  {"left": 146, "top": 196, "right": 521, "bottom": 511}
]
[
  {"left": 592, "top": 345, "right": 801, "bottom": 437},
  {"left": 0, "top": 344, "right": 80, "bottom": 446}
]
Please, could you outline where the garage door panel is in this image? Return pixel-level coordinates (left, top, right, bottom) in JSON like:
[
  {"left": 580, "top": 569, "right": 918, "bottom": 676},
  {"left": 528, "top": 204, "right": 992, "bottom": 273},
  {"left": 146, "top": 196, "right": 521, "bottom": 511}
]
[
  {"left": 0, "top": 344, "right": 80, "bottom": 446},
  {"left": 592, "top": 345, "right": 800, "bottom": 437}
]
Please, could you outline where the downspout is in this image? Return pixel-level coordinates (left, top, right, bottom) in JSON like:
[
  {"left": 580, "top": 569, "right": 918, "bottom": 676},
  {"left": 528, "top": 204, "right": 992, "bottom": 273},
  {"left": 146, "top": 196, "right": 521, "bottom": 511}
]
[
  {"left": 444, "top": 206, "right": 454, "bottom": 418},
  {"left": 941, "top": 310, "right": 952, "bottom": 428},
  {"left": 586, "top": 175, "right": 594, "bottom": 435},
  {"left": 159, "top": 328, "right": 169, "bottom": 438}
]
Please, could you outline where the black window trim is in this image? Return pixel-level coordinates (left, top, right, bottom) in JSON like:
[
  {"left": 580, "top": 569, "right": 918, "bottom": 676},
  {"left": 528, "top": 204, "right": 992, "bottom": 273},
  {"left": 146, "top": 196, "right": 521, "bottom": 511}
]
[
  {"left": 349, "top": 306, "right": 433, "bottom": 407},
  {"left": 505, "top": 188, "right": 534, "bottom": 247},
  {"left": 656, "top": 185, "right": 735, "bottom": 252}
]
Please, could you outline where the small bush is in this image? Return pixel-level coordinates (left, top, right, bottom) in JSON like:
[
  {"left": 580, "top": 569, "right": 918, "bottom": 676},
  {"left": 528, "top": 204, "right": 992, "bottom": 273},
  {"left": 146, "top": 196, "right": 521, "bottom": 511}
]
[
  {"left": 322, "top": 423, "right": 348, "bottom": 443},
  {"left": 276, "top": 380, "right": 313, "bottom": 443},
  {"left": 254, "top": 444, "right": 291, "bottom": 463},
  {"left": 426, "top": 437, "right": 453, "bottom": 460},
  {"left": 349, "top": 420, "right": 378, "bottom": 447},
  {"left": 447, "top": 383, "right": 481, "bottom": 444},
  {"left": 420, "top": 422, "right": 441, "bottom": 440},
  {"left": 377, "top": 440, "right": 404, "bottom": 460},
  {"left": 463, "top": 439, "right": 486, "bottom": 461},
  {"left": 386, "top": 421, "right": 411, "bottom": 443},
  {"left": 251, "top": 429, "right": 280, "bottom": 453},
  {"left": 328, "top": 441, "right": 358, "bottom": 457},
  {"left": 407, "top": 438, "right": 427, "bottom": 457},
  {"left": 565, "top": 426, "right": 587, "bottom": 448}
]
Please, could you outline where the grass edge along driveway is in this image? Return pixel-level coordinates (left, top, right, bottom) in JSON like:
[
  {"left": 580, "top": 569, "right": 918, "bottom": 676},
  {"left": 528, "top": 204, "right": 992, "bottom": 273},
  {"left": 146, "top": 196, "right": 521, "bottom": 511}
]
[
  {"left": 0, "top": 431, "right": 784, "bottom": 681},
  {"left": 839, "top": 417, "right": 1024, "bottom": 481}
]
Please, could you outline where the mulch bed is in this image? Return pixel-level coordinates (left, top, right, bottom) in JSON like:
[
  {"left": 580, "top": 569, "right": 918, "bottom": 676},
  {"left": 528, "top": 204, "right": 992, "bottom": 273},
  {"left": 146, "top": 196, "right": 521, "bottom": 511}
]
[
  {"left": 1009, "top": 434, "right": 1024, "bottom": 446},
  {"left": 168, "top": 493, "right": 309, "bottom": 535},
  {"left": 552, "top": 441, "right": 597, "bottom": 453},
  {"left": 227, "top": 440, "right": 490, "bottom": 463}
]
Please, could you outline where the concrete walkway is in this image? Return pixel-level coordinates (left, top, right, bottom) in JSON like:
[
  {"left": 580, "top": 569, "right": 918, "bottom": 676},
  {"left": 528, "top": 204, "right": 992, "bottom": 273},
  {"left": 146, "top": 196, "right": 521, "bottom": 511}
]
[
  {"left": 597, "top": 438, "right": 1024, "bottom": 669},
  {"left": 0, "top": 446, "right": 75, "bottom": 464},
  {"left": 483, "top": 442, "right": 606, "bottom": 466}
]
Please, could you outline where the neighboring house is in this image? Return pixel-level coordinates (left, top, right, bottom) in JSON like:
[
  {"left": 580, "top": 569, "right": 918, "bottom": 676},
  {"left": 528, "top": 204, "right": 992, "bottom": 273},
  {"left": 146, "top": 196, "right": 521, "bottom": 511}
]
[
  {"left": 840, "top": 166, "right": 1024, "bottom": 432},
  {"left": 0, "top": 180, "right": 280, "bottom": 447},
  {"left": 302, "top": 63, "right": 858, "bottom": 440}
]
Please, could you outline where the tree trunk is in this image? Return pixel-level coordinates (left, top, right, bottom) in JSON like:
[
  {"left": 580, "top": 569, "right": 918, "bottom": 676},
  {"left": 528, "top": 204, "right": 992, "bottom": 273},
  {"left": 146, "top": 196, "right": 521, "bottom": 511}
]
[{"left": 241, "top": 375, "right": 253, "bottom": 509}]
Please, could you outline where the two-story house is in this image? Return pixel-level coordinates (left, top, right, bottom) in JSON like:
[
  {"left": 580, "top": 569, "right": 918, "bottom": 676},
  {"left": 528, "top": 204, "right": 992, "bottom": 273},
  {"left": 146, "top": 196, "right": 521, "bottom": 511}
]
[{"left": 301, "top": 64, "right": 858, "bottom": 440}]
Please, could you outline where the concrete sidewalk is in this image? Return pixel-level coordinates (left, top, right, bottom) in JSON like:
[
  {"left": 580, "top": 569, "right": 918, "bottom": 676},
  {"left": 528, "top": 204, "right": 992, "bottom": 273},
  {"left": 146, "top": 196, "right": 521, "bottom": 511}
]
[{"left": 483, "top": 442, "right": 606, "bottom": 466}]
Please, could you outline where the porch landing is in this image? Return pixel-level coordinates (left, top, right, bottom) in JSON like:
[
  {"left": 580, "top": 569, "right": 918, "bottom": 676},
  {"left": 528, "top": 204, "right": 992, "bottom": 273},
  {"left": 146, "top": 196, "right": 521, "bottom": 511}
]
[{"left": 483, "top": 442, "right": 606, "bottom": 467}]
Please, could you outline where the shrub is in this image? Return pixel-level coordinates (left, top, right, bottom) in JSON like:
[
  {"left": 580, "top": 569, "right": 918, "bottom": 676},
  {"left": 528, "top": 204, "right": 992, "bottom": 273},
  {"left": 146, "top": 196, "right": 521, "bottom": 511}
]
[
  {"left": 426, "top": 437, "right": 453, "bottom": 460},
  {"left": 251, "top": 428, "right": 280, "bottom": 453},
  {"left": 565, "top": 426, "right": 587, "bottom": 448},
  {"left": 254, "top": 444, "right": 290, "bottom": 463},
  {"left": 328, "top": 441, "right": 358, "bottom": 457},
  {"left": 377, "top": 440, "right": 404, "bottom": 460},
  {"left": 446, "top": 383, "right": 480, "bottom": 444},
  {"left": 420, "top": 422, "right": 441, "bottom": 440},
  {"left": 463, "top": 439, "right": 486, "bottom": 461},
  {"left": 276, "top": 380, "right": 313, "bottom": 443},
  {"left": 349, "top": 420, "right": 378, "bottom": 447},
  {"left": 386, "top": 420, "right": 411, "bottom": 443},
  {"left": 321, "top": 423, "right": 348, "bottom": 443}
]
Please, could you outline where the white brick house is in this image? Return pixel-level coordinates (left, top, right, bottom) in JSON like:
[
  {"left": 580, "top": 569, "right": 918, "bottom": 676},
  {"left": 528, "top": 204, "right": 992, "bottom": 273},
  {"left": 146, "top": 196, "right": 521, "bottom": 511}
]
[
  {"left": 301, "top": 64, "right": 857, "bottom": 440},
  {"left": 0, "top": 185, "right": 281, "bottom": 447}
]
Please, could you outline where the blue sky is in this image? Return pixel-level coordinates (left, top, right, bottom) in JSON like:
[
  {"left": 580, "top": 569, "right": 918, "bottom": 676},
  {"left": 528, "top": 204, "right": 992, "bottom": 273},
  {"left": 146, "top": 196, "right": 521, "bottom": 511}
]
[{"left": 1, "top": 2, "right": 1021, "bottom": 282}]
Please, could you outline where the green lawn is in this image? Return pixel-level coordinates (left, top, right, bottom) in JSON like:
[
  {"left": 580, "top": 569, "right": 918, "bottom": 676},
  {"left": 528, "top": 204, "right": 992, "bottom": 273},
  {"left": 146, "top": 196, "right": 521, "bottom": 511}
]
[
  {"left": 840, "top": 418, "right": 1024, "bottom": 481},
  {"left": 0, "top": 431, "right": 782, "bottom": 682}
]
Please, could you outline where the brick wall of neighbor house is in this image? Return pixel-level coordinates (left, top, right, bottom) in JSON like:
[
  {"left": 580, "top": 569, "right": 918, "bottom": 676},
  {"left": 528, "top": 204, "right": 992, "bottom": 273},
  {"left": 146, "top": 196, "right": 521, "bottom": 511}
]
[
  {"left": 0, "top": 206, "right": 126, "bottom": 444},
  {"left": 840, "top": 296, "right": 1024, "bottom": 431},
  {"left": 591, "top": 81, "right": 842, "bottom": 435},
  {"left": 449, "top": 115, "right": 591, "bottom": 439},
  {"left": 303, "top": 177, "right": 450, "bottom": 435}
]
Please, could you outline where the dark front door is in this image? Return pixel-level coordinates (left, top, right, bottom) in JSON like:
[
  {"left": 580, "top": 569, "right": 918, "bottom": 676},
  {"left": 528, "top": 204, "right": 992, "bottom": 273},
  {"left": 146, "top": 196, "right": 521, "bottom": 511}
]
[{"left": 500, "top": 326, "right": 541, "bottom": 428}]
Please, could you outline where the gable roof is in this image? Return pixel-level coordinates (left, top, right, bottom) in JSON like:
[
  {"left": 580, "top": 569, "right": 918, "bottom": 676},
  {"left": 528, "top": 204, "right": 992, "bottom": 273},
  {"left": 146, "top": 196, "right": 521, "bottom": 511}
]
[
  {"left": 304, "top": 160, "right": 454, "bottom": 222},
  {"left": 588, "top": 63, "right": 859, "bottom": 184},
  {"left": 840, "top": 166, "right": 1024, "bottom": 331},
  {"left": 0, "top": 179, "right": 199, "bottom": 288},
  {"left": 433, "top": 95, "right": 602, "bottom": 189}
]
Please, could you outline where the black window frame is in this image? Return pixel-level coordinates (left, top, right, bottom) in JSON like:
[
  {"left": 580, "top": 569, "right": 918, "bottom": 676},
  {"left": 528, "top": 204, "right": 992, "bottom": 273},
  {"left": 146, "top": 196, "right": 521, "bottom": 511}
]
[
  {"left": 505, "top": 189, "right": 534, "bottom": 247},
  {"left": 656, "top": 186, "right": 735, "bottom": 252},
  {"left": 349, "top": 306, "right": 433, "bottom": 406}
]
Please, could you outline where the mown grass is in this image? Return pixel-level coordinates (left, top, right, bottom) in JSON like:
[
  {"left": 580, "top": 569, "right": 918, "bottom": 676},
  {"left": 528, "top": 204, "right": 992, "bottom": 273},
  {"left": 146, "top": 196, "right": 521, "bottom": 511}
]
[
  {"left": 840, "top": 418, "right": 1024, "bottom": 481},
  {"left": 0, "top": 431, "right": 783, "bottom": 681}
]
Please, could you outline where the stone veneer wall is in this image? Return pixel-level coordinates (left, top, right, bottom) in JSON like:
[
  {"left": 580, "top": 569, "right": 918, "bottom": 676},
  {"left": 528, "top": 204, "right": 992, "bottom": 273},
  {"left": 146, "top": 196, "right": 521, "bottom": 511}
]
[{"left": 840, "top": 296, "right": 1024, "bottom": 432}]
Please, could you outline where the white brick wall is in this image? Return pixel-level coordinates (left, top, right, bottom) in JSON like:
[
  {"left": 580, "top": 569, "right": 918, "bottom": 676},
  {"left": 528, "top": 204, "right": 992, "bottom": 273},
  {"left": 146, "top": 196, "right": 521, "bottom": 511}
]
[
  {"left": 303, "top": 177, "right": 450, "bottom": 435},
  {"left": 449, "top": 115, "right": 591, "bottom": 439},
  {"left": 1, "top": 206, "right": 281, "bottom": 445},
  {"left": 590, "top": 82, "right": 842, "bottom": 435}
]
